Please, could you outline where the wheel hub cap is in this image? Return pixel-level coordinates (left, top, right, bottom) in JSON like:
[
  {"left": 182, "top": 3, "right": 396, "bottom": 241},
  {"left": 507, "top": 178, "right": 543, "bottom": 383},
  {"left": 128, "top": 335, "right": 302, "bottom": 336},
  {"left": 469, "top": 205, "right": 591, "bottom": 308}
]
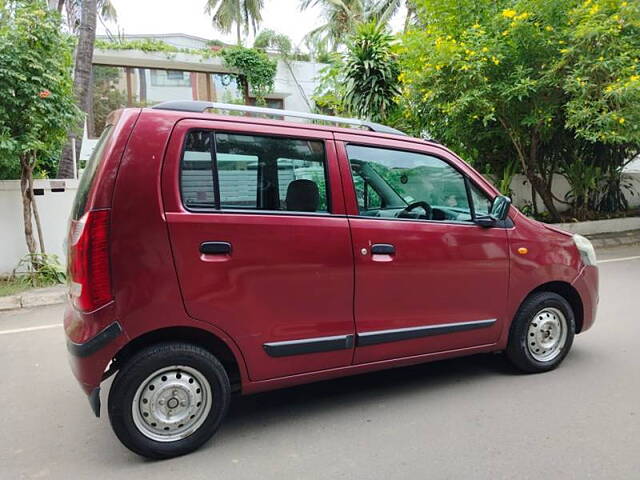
[
  {"left": 527, "top": 307, "right": 568, "bottom": 362},
  {"left": 132, "top": 365, "right": 212, "bottom": 442}
]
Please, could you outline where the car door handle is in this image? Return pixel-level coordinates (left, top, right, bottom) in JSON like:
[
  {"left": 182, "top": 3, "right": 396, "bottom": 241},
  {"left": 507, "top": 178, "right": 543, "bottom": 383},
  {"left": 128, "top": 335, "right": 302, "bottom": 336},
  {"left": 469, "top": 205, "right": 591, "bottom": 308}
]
[
  {"left": 200, "top": 241, "right": 232, "bottom": 255},
  {"left": 371, "top": 244, "right": 395, "bottom": 255}
]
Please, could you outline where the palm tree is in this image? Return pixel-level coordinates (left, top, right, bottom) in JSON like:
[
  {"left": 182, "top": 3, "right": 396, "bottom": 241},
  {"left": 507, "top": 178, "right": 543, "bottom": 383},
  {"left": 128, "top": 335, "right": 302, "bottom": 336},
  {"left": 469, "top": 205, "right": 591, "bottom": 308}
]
[
  {"left": 205, "top": 0, "right": 264, "bottom": 46},
  {"left": 300, "top": 0, "right": 367, "bottom": 52},
  {"left": 299, "top": 0, "right": 412, "bottom": 53}
]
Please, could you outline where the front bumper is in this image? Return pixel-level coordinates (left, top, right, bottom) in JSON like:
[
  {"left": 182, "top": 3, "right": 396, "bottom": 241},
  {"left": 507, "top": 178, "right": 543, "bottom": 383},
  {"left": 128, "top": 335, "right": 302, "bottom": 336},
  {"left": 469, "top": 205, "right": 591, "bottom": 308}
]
[{"left": 572, "top": 265, "right": 599, "bottom": 333}]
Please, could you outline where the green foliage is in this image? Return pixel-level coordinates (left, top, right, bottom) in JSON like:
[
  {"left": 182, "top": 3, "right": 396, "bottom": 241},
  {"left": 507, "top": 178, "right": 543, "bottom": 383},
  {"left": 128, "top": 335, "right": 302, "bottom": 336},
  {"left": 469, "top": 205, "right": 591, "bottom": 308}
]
[
  {"left": 95, "top": 38, "right": 181, "bottom": 53},
  {"left": 92, "top": 65, "right": 126, "bottom": 136},
  {"left": 220, "top": 46, "right": 277, "bottom": 104},
  {"left": 562, "top": 0, "right": 640, "bottom": 144},
  {"left": 0, "top": 1, "right": 79, "bottom": 178},
  {"left": 13, "top": 253, "right": 66, "bottom": 286},
  {"left": 254, "top": 29, "right": 292, "bottom": 56},
  {"left": 313, "top": 53, "right": 349, "bottom": 115},
  {"left": 398, "top": 0, "right": 640, "bottom": 219},
  {"left": 343, "top": 22, "right": 401, "bottom": 122},
  {"left": 95, "top": 38, "right": 219, "bottom": 59}
]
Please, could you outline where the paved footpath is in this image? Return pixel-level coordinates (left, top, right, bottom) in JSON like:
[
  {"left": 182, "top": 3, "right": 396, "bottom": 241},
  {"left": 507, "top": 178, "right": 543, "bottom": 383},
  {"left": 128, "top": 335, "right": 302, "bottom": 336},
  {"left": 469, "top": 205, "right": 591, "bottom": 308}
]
[{"left": 0, "top": 245, "right": 639, "bottom": 479}]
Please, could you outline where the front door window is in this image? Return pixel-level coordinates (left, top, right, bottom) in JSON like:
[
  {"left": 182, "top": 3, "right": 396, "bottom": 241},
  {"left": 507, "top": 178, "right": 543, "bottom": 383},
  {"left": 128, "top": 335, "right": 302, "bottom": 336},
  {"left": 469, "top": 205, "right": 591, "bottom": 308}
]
[{"left": 347, "top": 144, "right": 491, "bottom": 222}]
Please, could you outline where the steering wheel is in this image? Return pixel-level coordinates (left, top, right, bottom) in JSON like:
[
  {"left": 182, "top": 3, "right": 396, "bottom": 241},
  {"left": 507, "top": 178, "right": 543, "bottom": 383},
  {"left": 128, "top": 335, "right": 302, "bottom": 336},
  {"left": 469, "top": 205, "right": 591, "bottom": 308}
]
[{"left": 399, "top": 200, "right": 432, "bottom": 219}]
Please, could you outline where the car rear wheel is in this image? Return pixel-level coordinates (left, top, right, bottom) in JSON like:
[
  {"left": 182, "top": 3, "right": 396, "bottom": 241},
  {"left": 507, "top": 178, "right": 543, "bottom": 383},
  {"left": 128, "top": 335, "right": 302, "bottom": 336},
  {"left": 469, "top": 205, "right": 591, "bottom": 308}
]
[
  {"left": 108, "top": 342, "right": 230, "bottom": 459},
  {"left": 506, "top": 292, "right": 575, "bottom": 373}
]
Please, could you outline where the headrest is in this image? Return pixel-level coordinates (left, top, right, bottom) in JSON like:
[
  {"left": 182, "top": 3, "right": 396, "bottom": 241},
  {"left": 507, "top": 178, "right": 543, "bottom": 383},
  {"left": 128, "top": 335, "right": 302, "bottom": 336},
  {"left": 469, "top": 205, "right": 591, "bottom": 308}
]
[{"left": 286, "top": 179, "right": 320, "bottom": 212}]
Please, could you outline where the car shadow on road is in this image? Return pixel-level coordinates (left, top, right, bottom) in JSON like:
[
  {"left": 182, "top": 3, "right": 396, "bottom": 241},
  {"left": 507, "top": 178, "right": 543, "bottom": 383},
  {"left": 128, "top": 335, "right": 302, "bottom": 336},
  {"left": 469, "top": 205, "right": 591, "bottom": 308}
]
[{"left": 220, "top": 352, "right": 517, "bottom": 435}]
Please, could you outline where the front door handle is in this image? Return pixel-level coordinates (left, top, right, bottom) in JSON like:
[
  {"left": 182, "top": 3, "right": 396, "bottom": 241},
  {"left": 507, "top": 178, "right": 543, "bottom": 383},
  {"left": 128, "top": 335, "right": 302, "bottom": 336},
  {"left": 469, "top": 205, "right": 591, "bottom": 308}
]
[
  {"left": 200, "top": 241, "right": 232, "bottom": 255},
  {"left": 371, "top": 243, "right": 395, "bottom": 255}
]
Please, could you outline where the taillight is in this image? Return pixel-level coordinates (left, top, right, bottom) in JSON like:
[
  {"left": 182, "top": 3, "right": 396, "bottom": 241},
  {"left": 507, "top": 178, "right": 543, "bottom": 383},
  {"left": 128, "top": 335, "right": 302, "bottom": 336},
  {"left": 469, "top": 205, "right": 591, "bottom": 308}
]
[{"left": 68, "top": 209, "right": 112, "bottom": 312}]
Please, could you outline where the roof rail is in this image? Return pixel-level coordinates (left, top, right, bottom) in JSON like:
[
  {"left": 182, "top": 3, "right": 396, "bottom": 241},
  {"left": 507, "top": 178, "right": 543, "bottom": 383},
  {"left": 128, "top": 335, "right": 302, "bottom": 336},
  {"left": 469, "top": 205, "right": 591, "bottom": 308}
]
[{"left": 151, "top": 100, "right": 407, "bottom": 136}]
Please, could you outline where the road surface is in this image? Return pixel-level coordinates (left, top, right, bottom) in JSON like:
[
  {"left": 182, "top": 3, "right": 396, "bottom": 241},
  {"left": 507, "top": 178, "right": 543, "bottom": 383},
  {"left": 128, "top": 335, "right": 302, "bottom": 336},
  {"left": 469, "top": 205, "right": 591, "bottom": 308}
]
[{"left": 1, "top": 245, "right": 639, "bottom": 479}]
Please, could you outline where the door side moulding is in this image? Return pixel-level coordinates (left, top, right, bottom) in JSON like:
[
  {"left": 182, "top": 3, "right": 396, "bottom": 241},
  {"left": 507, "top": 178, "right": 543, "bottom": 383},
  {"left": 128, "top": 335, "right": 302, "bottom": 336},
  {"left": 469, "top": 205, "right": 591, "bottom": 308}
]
[
  {"left": 263, "top": 334, "right": 355, "bottom": 357},
  {"left": 357, "top": 319, "right": 497, "bottom": 347},
  {"left": 262, "top": 319, "right": 496, "bottom": 357}
]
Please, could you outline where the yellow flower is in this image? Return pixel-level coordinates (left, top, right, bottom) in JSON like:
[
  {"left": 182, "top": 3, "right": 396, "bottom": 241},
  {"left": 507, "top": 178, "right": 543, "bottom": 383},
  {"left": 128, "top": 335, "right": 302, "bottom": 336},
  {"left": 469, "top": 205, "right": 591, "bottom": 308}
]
[
  {"left": 472, "top": 23, "right": 482, "bottom": 29},
  {"left": 619, "top": 118, "right": 625, "bottom": 124},
  {"left": 492, "top": 57, "right": 500, "bottom": 65},
  {"left": 630, "top": 75, "right": 640, "bottom": 81},
  {"left": 545, "top": 26, "right": 554, "bottom": 32},
  {"left": 560, "top": 48, "right": 569, "bottom": 54},
  {"left": 622, "top": 1, "right": 628, "bottom": 6},
  {"left": 502, "top": 29, "right": 509, "bottom": 36},
  {"left": 515, "top": 12, "right": 530, "bottom": 21},
  {"left": 502, "top": 9, "right": 517, "bottom": 18},
  {"left": 482, "top": 47, "right": 489, "bottom": 52}
]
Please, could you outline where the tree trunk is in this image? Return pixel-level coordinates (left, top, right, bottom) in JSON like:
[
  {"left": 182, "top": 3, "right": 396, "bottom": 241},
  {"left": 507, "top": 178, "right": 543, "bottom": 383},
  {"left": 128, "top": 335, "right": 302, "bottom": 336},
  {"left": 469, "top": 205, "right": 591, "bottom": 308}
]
[
  {"left": 525, "top": 133, "right": 560, "bottom": 221},
  {"left": 57, "top": 0, "right": 97, "bottom": 179},
  {"left": 236, "top": 21, "right": 241, "bottom": 46},
  {"left": 404, "top": 2, "right": 415, "bottom": 32},
  {"left": 28, "top": 154, "right": 46, "bottom": 255},
  {"left": 240, "top": 75, "right": 250, "bottom": 105},
  {"left": 20, "top": 158, "right": 37, "bottom": 258}
]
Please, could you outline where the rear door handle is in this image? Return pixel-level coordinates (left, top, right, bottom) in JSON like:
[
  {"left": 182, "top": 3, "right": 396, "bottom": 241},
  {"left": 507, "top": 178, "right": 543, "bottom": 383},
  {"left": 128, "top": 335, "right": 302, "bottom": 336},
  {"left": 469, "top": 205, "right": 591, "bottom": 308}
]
[
  {"left": 371, "top": 244, "right": 395, "bottom": 255},
  {"left": 200, "top": 241, "right": 232, "bottom": 255}
]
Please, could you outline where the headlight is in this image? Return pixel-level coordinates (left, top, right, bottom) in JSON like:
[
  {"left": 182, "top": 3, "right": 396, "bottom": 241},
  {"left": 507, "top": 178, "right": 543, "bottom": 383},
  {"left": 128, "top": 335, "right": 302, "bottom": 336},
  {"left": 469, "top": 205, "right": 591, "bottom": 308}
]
[{"left": 573, "top": 234, "right": 597, "bottom": 266}]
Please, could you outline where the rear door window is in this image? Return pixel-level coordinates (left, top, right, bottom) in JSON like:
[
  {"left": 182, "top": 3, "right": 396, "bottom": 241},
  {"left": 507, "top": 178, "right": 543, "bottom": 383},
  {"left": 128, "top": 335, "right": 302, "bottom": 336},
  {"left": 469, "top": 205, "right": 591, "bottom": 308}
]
[{"left": 180, "top": 130, "right": 329, "bottom": 213}]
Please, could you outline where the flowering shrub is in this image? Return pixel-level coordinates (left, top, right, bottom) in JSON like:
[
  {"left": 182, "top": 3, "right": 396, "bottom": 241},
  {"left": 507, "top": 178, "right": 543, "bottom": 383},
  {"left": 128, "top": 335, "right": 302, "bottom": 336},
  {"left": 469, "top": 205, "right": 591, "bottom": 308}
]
[{"left": 398, "top": 0, "right": 640, "bottom": 220}]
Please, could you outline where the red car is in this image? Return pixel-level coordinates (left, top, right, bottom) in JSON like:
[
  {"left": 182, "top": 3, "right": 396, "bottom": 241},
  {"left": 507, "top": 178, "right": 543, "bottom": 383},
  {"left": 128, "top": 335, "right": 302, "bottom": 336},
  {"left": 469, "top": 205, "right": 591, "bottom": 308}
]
[{"left": 64, "top": 101, "right": 598, "bottom": 459}]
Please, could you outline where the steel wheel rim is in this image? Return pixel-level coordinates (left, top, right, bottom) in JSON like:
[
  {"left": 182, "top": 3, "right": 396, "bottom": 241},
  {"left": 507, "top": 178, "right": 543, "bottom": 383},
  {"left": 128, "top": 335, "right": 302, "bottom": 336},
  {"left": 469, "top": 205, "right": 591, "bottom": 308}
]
[
  {"left": 526, "top": 307, "right": 568, "bottom": 362},
  {"left": 132, "top": 365, "right": 212, "bottom": 442}
]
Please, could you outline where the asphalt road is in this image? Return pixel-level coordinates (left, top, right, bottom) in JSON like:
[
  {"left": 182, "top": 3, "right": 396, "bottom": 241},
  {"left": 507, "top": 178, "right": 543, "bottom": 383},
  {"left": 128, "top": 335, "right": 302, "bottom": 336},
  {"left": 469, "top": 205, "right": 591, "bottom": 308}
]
[{"left": 1, "top": 245, "right": 639, "bottom": 479}]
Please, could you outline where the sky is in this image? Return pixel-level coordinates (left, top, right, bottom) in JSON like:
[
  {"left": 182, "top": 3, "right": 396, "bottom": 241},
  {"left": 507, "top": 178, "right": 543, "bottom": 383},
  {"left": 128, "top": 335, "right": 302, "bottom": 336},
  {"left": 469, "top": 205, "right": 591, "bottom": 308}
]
[{"left": 97, "top": 0, "right": 406, "bottom": 51}]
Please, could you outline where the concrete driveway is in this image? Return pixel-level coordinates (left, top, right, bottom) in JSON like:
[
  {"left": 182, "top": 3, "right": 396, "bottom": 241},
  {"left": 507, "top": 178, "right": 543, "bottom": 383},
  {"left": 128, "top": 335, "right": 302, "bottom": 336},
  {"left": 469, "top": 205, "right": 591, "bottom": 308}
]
[{"left": 1, "top": 245, "right": 639, "bottom": 479}]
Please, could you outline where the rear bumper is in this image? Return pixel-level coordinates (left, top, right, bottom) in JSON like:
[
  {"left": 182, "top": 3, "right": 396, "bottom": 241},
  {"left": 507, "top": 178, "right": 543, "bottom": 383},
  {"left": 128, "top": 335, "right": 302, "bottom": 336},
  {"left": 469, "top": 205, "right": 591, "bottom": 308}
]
[
  {"left": 66, "top": 322, "right": 123, "bottom": 358},
  {"left": 64, "top": 302, "right": 127, "bottom": 416},
  {"left": 572, "top": 265, "right": 599, "bottom": 333}
]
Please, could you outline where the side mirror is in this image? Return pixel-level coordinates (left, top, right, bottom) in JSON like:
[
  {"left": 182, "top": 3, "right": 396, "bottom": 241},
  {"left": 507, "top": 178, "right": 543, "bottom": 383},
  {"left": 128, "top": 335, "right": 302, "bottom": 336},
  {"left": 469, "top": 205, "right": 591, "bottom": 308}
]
[
  {"left": 474, "top": 195, "right": 511, "bottom": 228},
  {"left": 490, "top": 195, "right": 512, "bottom": 221}
]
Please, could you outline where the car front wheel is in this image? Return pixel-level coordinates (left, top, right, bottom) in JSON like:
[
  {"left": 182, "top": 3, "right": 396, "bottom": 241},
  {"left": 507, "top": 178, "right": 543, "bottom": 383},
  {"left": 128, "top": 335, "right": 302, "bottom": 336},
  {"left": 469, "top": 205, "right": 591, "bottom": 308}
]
[{"left": 506, "top": 292, "right": 576, "bottom": 373}]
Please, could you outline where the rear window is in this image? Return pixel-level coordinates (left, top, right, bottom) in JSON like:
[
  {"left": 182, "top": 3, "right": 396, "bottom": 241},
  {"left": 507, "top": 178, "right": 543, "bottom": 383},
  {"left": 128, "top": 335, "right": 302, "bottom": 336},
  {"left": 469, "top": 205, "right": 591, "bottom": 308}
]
[
  {"left": 180, "top": 130, "right": 329, "bottom": 213},
  {"left": 72, "top": 126, "right": 114, "bottom": 220}
]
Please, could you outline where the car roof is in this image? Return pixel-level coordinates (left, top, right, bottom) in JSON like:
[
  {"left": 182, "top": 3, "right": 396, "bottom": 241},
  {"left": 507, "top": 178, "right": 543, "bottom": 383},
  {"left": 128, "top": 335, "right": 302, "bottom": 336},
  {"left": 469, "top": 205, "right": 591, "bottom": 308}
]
[{"left": 138, "top": 106, "right": 435, "bottom": 148}]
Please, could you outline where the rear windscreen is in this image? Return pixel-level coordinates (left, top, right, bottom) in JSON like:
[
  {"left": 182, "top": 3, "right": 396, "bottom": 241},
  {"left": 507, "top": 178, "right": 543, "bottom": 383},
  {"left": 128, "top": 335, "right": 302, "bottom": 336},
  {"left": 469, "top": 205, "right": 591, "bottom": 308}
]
[{"left": 71, "top": 126, "right": 114, "bottom": 220}]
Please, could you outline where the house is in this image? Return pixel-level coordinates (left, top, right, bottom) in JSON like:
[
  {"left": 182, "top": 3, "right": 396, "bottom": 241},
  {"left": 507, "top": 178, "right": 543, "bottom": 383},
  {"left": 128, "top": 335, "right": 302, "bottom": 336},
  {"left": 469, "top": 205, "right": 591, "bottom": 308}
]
[{"left": 82, "top": 33, "right": 324, "bottom": 159}]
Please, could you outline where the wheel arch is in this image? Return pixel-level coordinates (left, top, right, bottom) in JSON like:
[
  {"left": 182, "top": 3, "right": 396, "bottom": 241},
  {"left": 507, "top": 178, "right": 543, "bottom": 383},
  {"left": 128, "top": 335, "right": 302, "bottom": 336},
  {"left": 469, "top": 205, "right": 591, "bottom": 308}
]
[
  {"left": 113, "top": 327, "right": 244, "bottom": 392},
  {"left": 529, "top": 281, "right": 584, "bottom": 333}
]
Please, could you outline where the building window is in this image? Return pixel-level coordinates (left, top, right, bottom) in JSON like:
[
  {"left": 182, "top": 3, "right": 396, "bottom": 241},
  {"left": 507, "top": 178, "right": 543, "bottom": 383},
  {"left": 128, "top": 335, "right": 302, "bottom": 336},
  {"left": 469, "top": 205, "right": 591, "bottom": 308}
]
[{"left": 150, "top": 69, "right": 192, "bottom": 87}]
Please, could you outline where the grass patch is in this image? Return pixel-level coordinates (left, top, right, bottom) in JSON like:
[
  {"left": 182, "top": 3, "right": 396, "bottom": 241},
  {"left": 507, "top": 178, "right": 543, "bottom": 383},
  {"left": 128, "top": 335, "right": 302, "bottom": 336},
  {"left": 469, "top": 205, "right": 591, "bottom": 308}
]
[{"left": 0, "top": 278, "right": 33, "bottom": 297}]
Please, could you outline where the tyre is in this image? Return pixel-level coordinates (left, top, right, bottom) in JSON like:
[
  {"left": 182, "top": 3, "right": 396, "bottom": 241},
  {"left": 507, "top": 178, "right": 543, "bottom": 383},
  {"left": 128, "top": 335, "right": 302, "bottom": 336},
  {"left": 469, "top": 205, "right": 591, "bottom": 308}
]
[
  {"left": 506, "top": 292, "right": 575, "bottom": 373},
  {"left": 108, "top": 342, "right": 231, "bottom": 459}
]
